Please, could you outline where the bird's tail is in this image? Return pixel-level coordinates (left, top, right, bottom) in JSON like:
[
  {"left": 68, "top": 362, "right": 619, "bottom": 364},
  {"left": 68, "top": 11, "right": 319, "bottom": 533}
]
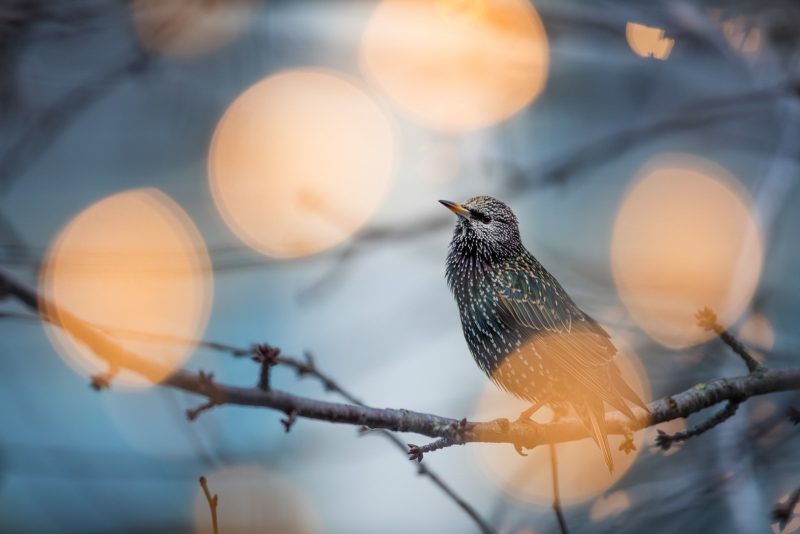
[{"left": 577, "top": 398, "right": 614, "bottom": 473}]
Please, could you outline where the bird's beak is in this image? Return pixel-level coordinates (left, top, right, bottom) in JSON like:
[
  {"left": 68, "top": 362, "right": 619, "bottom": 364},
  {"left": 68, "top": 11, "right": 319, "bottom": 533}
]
[{"left": 439, "top": 200, "right": 471, "bottom": 219}]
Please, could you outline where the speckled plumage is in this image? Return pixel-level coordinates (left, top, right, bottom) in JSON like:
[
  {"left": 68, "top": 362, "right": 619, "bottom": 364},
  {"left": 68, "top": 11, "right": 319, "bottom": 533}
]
[{"left": 442, "top": 196, "right": 646, "bottom": 471}]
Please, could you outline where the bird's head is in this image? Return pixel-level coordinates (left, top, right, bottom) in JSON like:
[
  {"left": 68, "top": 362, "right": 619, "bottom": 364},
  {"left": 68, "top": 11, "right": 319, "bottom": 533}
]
[{"left": 439, "top": 196, "right": 522, "bottom": 260}]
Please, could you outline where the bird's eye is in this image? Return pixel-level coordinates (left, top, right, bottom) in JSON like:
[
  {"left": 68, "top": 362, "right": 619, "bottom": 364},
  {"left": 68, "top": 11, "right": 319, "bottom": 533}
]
[{"left": 472, "top": 211, "right": 492, "bottom": 224}]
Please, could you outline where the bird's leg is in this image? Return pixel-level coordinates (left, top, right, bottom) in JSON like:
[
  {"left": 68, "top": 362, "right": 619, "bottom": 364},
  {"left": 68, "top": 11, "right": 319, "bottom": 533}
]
[{"left": 515, "top": 400, "right": 545, "bottom": 424}]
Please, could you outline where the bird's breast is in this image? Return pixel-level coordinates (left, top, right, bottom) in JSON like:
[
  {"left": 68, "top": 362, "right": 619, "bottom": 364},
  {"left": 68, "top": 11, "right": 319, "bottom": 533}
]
[{"left": 448, "top": 260, "right": 523, "bottom": 378}]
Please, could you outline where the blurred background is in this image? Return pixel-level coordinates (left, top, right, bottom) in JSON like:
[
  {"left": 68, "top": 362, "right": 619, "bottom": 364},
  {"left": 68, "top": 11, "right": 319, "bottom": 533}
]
[{"left": 1, "top": 0, "right": 799, "bottom": 532}]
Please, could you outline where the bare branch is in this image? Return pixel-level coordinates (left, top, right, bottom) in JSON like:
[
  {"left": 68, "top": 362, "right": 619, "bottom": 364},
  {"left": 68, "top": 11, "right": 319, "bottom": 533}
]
[
  {"left": 186, "top": 400, "right": 219, "bottom": 422},
  {"left": 253, "top": 344, "right": 280, "bottom": 391},
  {"left": 696, "top": 307, "right": 765, "bottom": 374},
  {"left": 0, "top": 270, "right": 496, "bottom": 533},
  {"left": 2, "top": 269, "right": 800, "bottom": 450},
  {"left": 281, "top": 409, "right": 298, "bottom": 433},
  {"left": 408, "top": 438, "right": 455, "bottom": 463},
  {"left": 654, "top": 400, "right": 741, "bottom": 451},
  {"left": 198, "top": 476, "right": 219, "bottom": 534}
]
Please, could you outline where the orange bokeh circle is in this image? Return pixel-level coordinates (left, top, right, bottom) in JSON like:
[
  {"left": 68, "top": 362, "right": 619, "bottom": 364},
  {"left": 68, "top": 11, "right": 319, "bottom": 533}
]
[
  {"left": 361, "top": 0, "right": 549, "bottom": 132},
  {"left": 209, "top": 69, "right": 395, "bottom": 259},
  {"left": 40, "top": 189, "right": 213, "bottom": 388}
]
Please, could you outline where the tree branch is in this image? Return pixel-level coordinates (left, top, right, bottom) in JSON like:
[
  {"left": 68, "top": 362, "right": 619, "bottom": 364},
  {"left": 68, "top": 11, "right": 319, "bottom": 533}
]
[
  {"left": 2, "top": 269, "right": 799, "bottom": 453},
  {"left": 0, "top": 270, "right": 497, "bottom": 533},
  {"left": 696, "top": 307, "right": 765, "bottom": 374},
  {"left": 654, "top": 400, "right": 741, "bottom": 451}
]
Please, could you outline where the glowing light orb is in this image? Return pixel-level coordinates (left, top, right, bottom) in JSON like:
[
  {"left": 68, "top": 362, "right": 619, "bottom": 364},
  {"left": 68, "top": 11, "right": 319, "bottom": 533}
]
[
  {"left": 612, "top": 154, "right": 763, "bottom": 349},
  {"left": 473, "top": 329, "right": 649, "bottom": 505},
  {"left": 131, "top": 0, "right": 255, "bottom": 57},
  {"left": 193, "top": 466, "right": 320, "bottom": 533},
  {"left": 626, "top": 22, "right": 674, "bottom": 60},
  {"left": 209, "top": 70, "right": 395, "bottom": 258},
  {"left": 360, "top": 0, "right": 549, "bottom": 132},
  {"left": 40, "top": 189, "right": 213, "bottom": 388}
]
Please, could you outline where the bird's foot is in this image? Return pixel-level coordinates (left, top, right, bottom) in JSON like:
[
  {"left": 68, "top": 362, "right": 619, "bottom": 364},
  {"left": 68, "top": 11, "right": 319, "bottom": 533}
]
[
  {"left": 513, "top": 442, "right": 529, "bottom": 457},
  {"left": 514, "top": 401, "right": 544, "bottom": 425}
]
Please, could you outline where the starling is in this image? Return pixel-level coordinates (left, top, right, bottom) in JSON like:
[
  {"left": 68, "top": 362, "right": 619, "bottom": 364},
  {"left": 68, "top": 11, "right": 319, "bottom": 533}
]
[{"left": 440, "top": 196, "right": 647, "bottom": 471}]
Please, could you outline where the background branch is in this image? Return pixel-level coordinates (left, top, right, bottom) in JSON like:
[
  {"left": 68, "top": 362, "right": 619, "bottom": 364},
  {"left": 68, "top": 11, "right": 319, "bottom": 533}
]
[{"left": 198, "top": 476, "right": 219, "bottom": 534}]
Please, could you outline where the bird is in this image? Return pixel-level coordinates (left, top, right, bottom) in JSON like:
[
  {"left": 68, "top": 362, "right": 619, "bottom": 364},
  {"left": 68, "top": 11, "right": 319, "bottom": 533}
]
[{"left": 440, "top": 196, "right": 647, "bottom": 471}]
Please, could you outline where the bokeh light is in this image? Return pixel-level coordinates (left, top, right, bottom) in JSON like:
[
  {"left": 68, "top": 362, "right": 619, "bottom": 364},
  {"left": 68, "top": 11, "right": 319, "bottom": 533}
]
[
  {"left": 625, "top": 22, "right": 675, "bottom": 60},
  {"left": 40, "top": 189, "right": 213, "bottom": 388},
  {"left": 193, "top": 465, "right": 320, "bottom": 534},
  {"left": 209, "top": 69, "right": 395, "bottom": 258},
  {"left": 415, "top": 139, "right": 461, "bottom": 185},
  {"left": 612, "top": 154, "right": 763, "bottom": 349},
  {"left": 473, "top": 328, "right": 650, "bottom": 505},
  {"left": 131, "top": 0, "right": 255, "bottom": 57},
  {"left": 360, "top": 0, "right": 549, "bottom": 132}
]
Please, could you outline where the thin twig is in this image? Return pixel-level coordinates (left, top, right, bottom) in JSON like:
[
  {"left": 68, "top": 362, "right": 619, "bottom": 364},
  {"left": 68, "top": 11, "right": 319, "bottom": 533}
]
[
  {"left": 254, "top": 344, "right": 280, "bottom": 391},
  {"left": 408, "top": 438, "right": 454, "bottom": 462},
  {"left": 198, "top": 476, "right": 219, "bottom": 534},
  {"left": 408, "top": 418, "right": 470, "bottom": 461},
  {"left": 186, "top": 400, "right": 219, "bottom": 422},
  {"left": 696, "top": 307, "right": 765, "bottom": 374},
  {"left": 655, "top": 400, "right": 741, "bottom": 451},
  {"left": 550, "top": 444, "right": 569, "bottom": 534}
]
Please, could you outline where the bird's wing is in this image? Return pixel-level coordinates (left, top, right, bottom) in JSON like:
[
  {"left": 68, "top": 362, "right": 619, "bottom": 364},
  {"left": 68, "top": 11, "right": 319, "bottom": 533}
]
[
  {"left": 495, "top": 266, "right": 616, "bottom": 367},
  {"left": 494, "top": 263, "right": 640, "bottom": 415}
]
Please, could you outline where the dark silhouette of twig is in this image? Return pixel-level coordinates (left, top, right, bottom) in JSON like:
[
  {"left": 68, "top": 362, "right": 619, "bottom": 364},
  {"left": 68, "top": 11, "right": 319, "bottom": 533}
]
[
  {"left": 773, "top": 486, "right": 800, "bottom": 532},
  {"left": 186, "top": 400, "right": 219, "bottom": 422},
  {"left": 654, "top": 400, "right": 741, "bottom": 451},
  {"left": 408, "top": 418, "right": 470, "bottom": 461},
  {"left": 254, "top": 344, "right": 280, "bottom": 391},
  {"left": 696, "top": 307, "right": 765, "bottom": 374},
  {"left": 408, "top": 438, "right": 453, "bottom": 463},
  {"left": 198, "top": 476, "right": 219, "bottom": 534},
  {"left": 281, "top": 409, "right": 298, "bottom": 432},
  {"left": 550, "top": 444, "right": 568, "bottom": 534}
]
